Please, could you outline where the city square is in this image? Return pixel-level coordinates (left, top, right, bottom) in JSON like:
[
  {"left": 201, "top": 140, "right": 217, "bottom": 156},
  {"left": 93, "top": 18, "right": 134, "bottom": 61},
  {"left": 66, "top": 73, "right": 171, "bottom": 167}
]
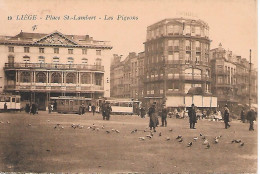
[{"left": 0, "top": 111, "right": 257, "bottom": 173}]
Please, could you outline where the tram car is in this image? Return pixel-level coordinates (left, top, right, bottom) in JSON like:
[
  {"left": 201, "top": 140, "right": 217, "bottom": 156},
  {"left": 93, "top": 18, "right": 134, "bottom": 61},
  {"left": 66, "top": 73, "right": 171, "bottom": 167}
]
[
  {"left": 50, "top": 96, "right": 92, "bottom": 114},
  {"left": 0, "top": 94, "right": 21, "bottom": 111}
]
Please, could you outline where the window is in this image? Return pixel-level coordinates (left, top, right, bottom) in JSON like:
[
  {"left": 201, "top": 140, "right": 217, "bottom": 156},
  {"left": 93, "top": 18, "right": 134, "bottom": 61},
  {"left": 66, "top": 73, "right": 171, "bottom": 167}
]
[
  {"left": 24, "top": 47, "right": 30, "bottom": 53},
  {"left": 186, "top": 40, "right": 191, "bottom": 50},
  {"left": 195, "top": 26, "right": 201, "bottom": 36},
  {"left": 23, "top": 56, "right": 30, "bottom": 62},
  {"left": 38, "top": 56, "right": 45, "bottom": 63},
  {"left": 173, "top": 52, "right": 179, "bottom": 60},
  {"left": 81, "top": 73, "right": 91, "bottom": 84},
  {"left": 96, "top": 50, "right": 101, "bottom": 55},
  {"left": 54, "top": 48, "right": 59, "bottom": 54},
  {"left": 82, "top": 48, "right": 87, "bottom": 54},
  {"left": 39, "top": 48, "right": 44, "bottom": 53},
  {"left": 196, "top": 41, "right": 201, "bottom": 51},
  {"left": 167, "top": 25, "right": 173, "bottom": 35},
  {"left": 185, "top": 25, "right": 191, "bottom": 35},
  {"left": 36, "top": 72, "right": 46, "bottom": 83},
  {"left": 185, "top": 53, "right": 191, "bottom": 62},
  {"left": 195, "top": 53, "right": 201, "bottom": 63},
  {"left": 20, "top": 72, "right": 31, "bottom": 83},
  {"left": 67, "top": 57, "right": 74, "bottom": 64},
  {"left": 173, "top": 40, "right": 179, "bottom": 50},
  {"left": 53, "top": 57, "right": 59, "bottom": 63},
  {"left": 217, "top": 76, "right": 223, "bottom": 84},
  {"left": 51, "top": 72, "right": 61, "bottom": 83},
  {"left": 173, "top": 25, "right": 179, "bottom": 34},
  {"left": 8, "top": 47, "right": 14, "bottom": 52},
  {"left": 95, "top": 73, "right": 102, "bottom": 86},
  {"left": 66, "top": 73, "right": 76, "bottom": 83},
  {"left": 96, "top": 58, "right": 102, "bottom": 66},
  {"left": 8, "top": 55, "right": 14, "bottom": 64},
  {"left": 82, "top": 58, "right": 88, "bottom": 64},
  {"left": 68, "top": 49, "right": 73, "bottom": 54},
  {"left": 168, "top": 40, "right": 173, "bottom": 46}
]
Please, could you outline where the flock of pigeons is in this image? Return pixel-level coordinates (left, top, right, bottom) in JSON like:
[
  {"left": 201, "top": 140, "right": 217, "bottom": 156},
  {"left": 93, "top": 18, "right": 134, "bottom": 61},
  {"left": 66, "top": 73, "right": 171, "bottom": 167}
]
[{"left": 0, "top": 120, "right": 245, "bottom": 149}]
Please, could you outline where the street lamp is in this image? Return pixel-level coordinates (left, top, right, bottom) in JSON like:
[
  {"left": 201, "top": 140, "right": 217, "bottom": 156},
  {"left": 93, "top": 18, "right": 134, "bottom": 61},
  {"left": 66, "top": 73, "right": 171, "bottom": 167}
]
[
  {"left": 162, "top": 55, "right": 167, "bottom": 104},
  {"left": 249, "top": 49, "right": 252, "bottom": 108}
]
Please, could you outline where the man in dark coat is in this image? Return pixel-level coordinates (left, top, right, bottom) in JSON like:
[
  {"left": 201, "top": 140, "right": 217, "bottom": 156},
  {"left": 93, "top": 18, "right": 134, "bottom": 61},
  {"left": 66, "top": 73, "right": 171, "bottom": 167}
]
[
  {"left": 105, "top": 104, "right": 112, "bottom": 120},
  {"left": 188, "top": 104, "right": 197, "bottom": 129},
  {"left": 31, "top": 103, "right": 36, "bottom": 115},
  {"left": 91, "top": 105, "right": 96, "bottom": 116},
  {"left": 161, "top": 105, "right": 168, "bottom": 127},
  {"left": 140, "top": 107, "right": 146, "bottom": 118},
  {"left": 241, "top": 108, "right": 246, "bottom": 123},
  {"left": 4, "top": 102, "right": 7, "bottom": 112},
  {"left": 101, "top": 102, "right": 106, "bottom": 120},
  {"left": 247, "top": 108, "right": 256, "bottom": 131},
  {"left": 224, "top": 104, "right": 231, "bottom": 129},
  {"left": 148, "top": 102, "right": 157, "bottom": 132}
]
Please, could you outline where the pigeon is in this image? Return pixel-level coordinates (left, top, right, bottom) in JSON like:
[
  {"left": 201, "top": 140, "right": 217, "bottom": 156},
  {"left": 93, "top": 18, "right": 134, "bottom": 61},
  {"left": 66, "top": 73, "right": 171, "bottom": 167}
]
[
  {"left": 146, "top": 135, "right": 152, "bottom": 139},
  {"left": 235, "top": 139, "right": 241, "bottom": 143},
  {"left": 139, "top": 137, "right": 145, "bottom": 140},
  {"left": 47, "top": 120, "right": 50, "bottom": 122},
  {"left": 169, "top": 129, "right": 173, "bottom": 132},
  {"left": 176, "top": 135, "right": 182, "bottom": 139},
  {"left": 28, "top": 124, "right": 32, "bottom": 126},
  {"left": 96, "top": 128, "right": 100, "bottom": 131},
  {"left": 0, "top": 121, "right": 3, "bottom": 124},
  {"left": 106, "top": 130, "right": 110, "bottom": 134},
  {"left": 200, "top": 133, "right": 203, "bottom": 136},
  {"left": 54, "top": 125, "right": 58, "bottom": 129},
  {"left": 101, "top": 125, "right": 105, "bottom": 129},
  {"left": 187, "top": 142, "right": 192, "bottom": 147},
  {"left": 240, "top": 142, "right": 244, "bottom": 146},
  {"left": 111, "top": 129, "right": 115, "bottom": 132},
  {"left": 61, "top": 126, "right": 64, "bottom": 129},
  {"left": 87, "top": 126, "right": 91, "bottom": 129},
  {"left": 178, "top": 138, "right": 183, "bottom": 142},
  {"left": 231, "top": 140, "right": 236, "bottom": 143},
  {"left": 203, "top": 139, "right": 209, "bottom": 145},
  {"left": 115, "top": 130, "right": 120, "bottom": 133},
  {"left": 46, "top": 149, "right": 50, "bottom": 152},
  {"left": 166, "top": 137, "right": 170, "bottom": 141},
  {"left": 144, "top": 130, "right": 147, "bottom": 132},
  {"left": 206, "top": 143, "right": 210, "bottom": 149},
  {"left": 159, "top": 132, "right": 162, "bottom": 136},
  {"left": 193, "top": 137, "right": 198, "bottom": 141},
  {"left": 214, "top": 138, "right": 219, "bottom": 144},
  {"left": 7, "top": 121, "right": 10, "bottom": 124},
  {"left": 131, "top": 129, "right": 137, "bottom": 134},
  {"left": 79, "top": 125, "right": 84, "bottom": 129}
]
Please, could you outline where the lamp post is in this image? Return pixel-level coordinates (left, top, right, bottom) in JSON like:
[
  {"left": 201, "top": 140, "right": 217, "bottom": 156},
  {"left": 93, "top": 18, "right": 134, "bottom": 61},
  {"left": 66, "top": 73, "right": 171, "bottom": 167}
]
[
  {"left": 249, "top": 49, "right": 252, "bottom": 108},
  {"left": 162, "top": 55, "right": 167, "bottom": 104}
]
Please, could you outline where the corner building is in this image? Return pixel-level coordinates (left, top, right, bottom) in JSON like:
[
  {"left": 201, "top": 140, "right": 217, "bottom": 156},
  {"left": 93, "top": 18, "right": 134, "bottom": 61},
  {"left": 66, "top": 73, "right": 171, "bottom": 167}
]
[
  {"left": 0, "top": 31, "right": 112, "bottom": 110},
  {"left": 144, "top": 18, "right": 211, "bottom": 107}
]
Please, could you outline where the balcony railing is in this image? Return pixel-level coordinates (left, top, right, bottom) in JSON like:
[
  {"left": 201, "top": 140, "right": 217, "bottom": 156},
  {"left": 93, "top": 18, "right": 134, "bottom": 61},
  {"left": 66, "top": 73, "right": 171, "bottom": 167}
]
[{"left": 5, "top": 63, "right": 104, "bottom": 71}]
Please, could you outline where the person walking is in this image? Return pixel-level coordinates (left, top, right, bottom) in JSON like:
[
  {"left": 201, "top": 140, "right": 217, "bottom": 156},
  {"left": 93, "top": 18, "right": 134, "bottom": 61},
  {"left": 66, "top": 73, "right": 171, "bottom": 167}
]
[
  {"left": 48, "top": 103, "right": 52, "bottom": 114},
  {"left": 140, "top": 106, "right": 146, "bottom": 118},
  {"left": 188, "top": 104, "right": 197, "bottom": 129},
  {"left": 91, "top": 105, "right": 96, "bottom": 116},
  {"left": 247, "top": 108, "right": 256, "bottom": 131},
  {"left": 241, "top": 108, "right": 246, "bottom": 123},
  {"left": 148, "top": 102, "right": 157, "bottom": 132},
  {"left": 105, "top": 103, "right": 112, "bottom": 120},
  {"left": 161, "top": 104, "right": 168, "bottom": 127},
  {"left": 224, "top": 104, "right": 231, "bottom": 129},
  {"left": 31, "top": 103, "right": 36, "bottom": 115},
  {"left": 4, "top": 102, "right": 7, "bottom": 112}
]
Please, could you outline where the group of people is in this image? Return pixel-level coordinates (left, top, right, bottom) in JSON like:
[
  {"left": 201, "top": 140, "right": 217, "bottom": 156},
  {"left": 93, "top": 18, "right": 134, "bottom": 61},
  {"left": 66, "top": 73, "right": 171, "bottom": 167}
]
[
  {"left": 25, "top": 103, "right": 38, "bottom": 115},
  {"left": 146, "top": 102, "right": 257, "bottom": 131},
  {"left": 101, "top": 103, "right": 112, "bottom": 120},
  {"left": 78, "top": 104, "right": 97, "bottom": 115}
]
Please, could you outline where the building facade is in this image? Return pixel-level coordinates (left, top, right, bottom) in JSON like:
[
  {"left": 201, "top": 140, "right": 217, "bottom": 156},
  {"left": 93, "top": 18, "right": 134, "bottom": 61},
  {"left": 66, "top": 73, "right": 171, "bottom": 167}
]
[
  {"left": 110, "top": 52, "right": 145, "bottom": 101},
  {"left": 210, "top": 43, "right": 257, "bottom": 108},
  {"left": 1, "top": 31, "right": 112, "bottom": 110},
  {"left": 144, "top": 18, "right": 211, "bottom": 107}
]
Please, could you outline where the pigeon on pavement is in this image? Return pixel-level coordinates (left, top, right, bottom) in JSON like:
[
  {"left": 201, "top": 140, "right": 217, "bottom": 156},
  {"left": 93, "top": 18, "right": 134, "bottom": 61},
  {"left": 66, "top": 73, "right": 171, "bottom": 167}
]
[{"left": 187, "top": 142, "right": 192, "bottom": 147}]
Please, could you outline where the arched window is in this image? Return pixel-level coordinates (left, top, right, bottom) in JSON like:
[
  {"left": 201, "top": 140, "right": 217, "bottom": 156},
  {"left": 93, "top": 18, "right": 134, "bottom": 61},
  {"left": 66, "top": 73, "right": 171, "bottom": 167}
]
[
  {"left": 51, "top": 72, "right": 61, "bottom": 83},
  {"left": 67, "top": 57, "right": 74, "bottom": 64},
  {"left": 53, "top": 57, "right": 59, "bottom": 63},
  {"left": 8, "top": 55, "right": 14, "bottom": 63},
  {"left": 23, "top": 56, "right": 30, "bottom": 62},
  {"left": 82, "top": 58, "right": 88, "bottom": 64},
  {"left": 38, "top": 56, "right": 45, "bottom": 63},
  {"left": 66, "top": 73, "right": 76, "bottom": 84},
  {"left": 81, "top": 73, "right": 91, "bottom": 84},
  {"left": 36, "top": 72, "right": 46, "bottom": 83},
  {"left": 20, "top": 72, "right": 31, "bottom": 83}
]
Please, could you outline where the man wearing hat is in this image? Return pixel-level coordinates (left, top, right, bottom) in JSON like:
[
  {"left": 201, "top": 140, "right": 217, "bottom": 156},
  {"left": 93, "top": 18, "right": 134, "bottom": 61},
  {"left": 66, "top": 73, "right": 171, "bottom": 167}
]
[
  {"left": 188, "top": 104, "right": 197, "bottom": 129},
  {"left": 161, "top": 104, "right": 168, "bottom": 127},
  {"left": 224, "top": 104, "right": 231, "bottom": 129},
  {"left": 148, "top": 102, "right": 157, "bottom": 132},
  {"left": 247, "top": 107, "right": 256, "bottom": 131}
]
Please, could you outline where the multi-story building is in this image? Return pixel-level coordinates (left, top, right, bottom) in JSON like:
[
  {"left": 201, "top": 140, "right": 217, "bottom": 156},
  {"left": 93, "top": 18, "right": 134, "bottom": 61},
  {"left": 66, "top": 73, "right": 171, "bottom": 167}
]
[
  {"left": 210, "top": 43, "right": 257, "bottom": 108},
  {"left": 144, "top": 18, "right": 211, "bottom": 107},
  {"left": 110, "top": 52, "right": 145, "bottom": 100},
  {"left": 0, "top": 31, "right": 112, "bottom": 110}
]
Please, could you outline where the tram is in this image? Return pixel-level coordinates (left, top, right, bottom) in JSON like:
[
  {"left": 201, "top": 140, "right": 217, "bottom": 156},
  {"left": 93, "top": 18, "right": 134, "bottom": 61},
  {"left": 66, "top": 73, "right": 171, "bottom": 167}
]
[
  {"left": 50, "top": 96, "right": 92, "bottom": 114},
  {"left": 0, "top": 94, "right": 21, "bottom": 111}
]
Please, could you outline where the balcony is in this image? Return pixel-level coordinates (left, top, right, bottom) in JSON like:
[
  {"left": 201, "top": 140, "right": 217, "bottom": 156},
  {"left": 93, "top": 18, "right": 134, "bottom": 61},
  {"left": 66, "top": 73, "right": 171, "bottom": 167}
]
[{"left": 4, "top": 63, "right": 104, "bottom": 71}]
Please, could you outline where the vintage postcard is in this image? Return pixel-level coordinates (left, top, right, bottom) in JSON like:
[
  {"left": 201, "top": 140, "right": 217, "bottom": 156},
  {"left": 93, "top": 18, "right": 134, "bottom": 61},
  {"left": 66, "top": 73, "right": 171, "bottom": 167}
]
[{"left": 0, "top": 0, "right": 257, "bottom": 173}]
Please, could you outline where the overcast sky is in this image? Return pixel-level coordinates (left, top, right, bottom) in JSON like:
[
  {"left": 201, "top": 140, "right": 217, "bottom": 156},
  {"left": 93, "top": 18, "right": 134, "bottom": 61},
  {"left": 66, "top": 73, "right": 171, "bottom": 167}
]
[{"left": 0, "top": 0, "right": 257, "bottom": 66}]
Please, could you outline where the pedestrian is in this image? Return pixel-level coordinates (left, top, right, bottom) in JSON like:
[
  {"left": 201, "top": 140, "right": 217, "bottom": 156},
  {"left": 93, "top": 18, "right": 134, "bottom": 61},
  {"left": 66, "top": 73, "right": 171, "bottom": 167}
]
[
  {"left": 105, "top": 103, "right": 112, "bottom": 120},
  {"left": 25, "top": 103, "right": 30, "bottom": 114},
  {"left": 140, "top": 106, "right": 146, "bottom": 118},
  {"left": 241, "top": 108, "right": 246, "bottom": 123},
  {"left": 148, "top": 102, "right": 157, "bottom": 132},
  {"left": 91, "top": 105, "right": 96, "bottom": 116},
  {"left": 101, "top": 102, "right": 106, "bottom": 120},
  {"left": 223, "top": 104, "right": 231, "bottom": 129},
  {"left": 82, "top": 104, "right": 86, "bottom": 115},
  {"left": 31, "top": 103, "right": 36, "bottom": 115},
  {"left": 4, "top": 102, "right": 7, "bottom": 112},
  {"left": 161, "top": 104, "right": 168, "bottom": 127},
  {"left": 78, "top": 104, "right": 82, "bottom": 115},
  {"left": 48, "top": 103, "right": 52, "bottom": 114},
  {"left": 188, "top": 104, "right": 197, "bottom": 129},
  {"left": 247, "top": 108, "right": 256, "bottom": 131}
]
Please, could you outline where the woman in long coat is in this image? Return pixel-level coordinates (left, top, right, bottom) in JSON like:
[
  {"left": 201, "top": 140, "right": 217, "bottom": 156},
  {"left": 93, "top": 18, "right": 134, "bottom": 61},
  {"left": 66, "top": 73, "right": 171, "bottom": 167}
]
[{"left": 148, "top": 103, "right": 157, "bottom": 132}]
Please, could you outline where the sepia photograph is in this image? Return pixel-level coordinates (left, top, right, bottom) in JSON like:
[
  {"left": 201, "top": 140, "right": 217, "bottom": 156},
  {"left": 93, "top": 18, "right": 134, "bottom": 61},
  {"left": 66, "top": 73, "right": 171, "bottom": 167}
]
[{"left": 0, "top": 0, "right": 258, "bottom": 173}]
